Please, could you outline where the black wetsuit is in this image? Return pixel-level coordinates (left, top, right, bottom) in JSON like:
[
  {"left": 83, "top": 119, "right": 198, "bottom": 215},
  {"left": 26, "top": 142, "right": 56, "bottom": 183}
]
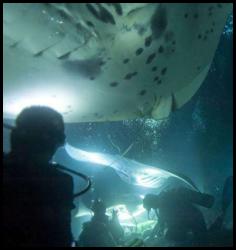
[
  {"left": 3, "top": 154, "right": 75, "bottom": 247},
  {"left": 153, "top": 188, "right": 208, "bottom": 246},
  {"left": 78, "top": 214, "right": 117, "bottom": 247}
]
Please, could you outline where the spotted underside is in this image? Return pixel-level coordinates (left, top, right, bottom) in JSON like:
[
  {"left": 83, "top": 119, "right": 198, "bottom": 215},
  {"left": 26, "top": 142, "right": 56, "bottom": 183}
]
[{"left": 3, "top": 3, "right": 232, "bottom": 122}]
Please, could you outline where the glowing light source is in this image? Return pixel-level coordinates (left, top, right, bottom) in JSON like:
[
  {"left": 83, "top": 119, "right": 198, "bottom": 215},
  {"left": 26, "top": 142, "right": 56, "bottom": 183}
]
[
  {"left": 3, "top": 88, "right": 75, "bottom": 119},
  {"left": 106, "top": 203, "right": 156, "bottom": 234},
  {"left": 74, "top": 203, "right": 156, "bottom": 235},
  {"left": 133, "top": 205, "right": 146, "bottom": 217},
  {"left": 106, "top": 204, "right": 145, "bottom": 222}
]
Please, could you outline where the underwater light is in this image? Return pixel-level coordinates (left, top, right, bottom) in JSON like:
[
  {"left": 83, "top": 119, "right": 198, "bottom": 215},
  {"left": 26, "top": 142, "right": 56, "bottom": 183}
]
[
  {"left": 106, "top": 204, "right": 132, "bottom": 221},
  {"left": 106, "top": 204, "right": 146, "bottom": 222},
  {"left": 106, "top": 203, "right": 156, "bottom": 234},
  {"left": 133, "top": 205, "right": 146, "bottom": 217},
  {"left": 75, "top": 203, "right": 156, "bottom": 235},
  {"left": 3, "top": 87, "right": 76, "bottom": 119}
]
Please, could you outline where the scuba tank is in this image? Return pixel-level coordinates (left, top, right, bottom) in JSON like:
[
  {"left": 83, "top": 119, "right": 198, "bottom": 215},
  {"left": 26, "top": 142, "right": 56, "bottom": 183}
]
[{"left": 177, "top": 187, "right": 215, "bottom": 208}]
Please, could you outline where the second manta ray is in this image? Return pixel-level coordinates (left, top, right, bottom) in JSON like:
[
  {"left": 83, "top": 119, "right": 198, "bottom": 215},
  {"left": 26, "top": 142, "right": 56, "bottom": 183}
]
[{"left": 65, "top": 143, "right": 198, "bottom": 190}]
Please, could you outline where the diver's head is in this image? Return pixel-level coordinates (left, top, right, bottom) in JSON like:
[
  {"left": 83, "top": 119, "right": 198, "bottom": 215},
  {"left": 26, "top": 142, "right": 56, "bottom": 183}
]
[
  {"left": 10, "top": 106, "right": 66, "bottom": 161},
  {"left": 91, "top": 198, "right": 107, "bottom": 215},
  {"left": 143, "top": 194, "right": 160, "bottom": 211}
]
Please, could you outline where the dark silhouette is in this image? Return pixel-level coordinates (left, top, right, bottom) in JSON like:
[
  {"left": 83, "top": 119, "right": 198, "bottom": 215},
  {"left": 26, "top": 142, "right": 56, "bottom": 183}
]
[
  {"left": 143, "top": 187, "right": 214, "bottom": 246},
  {"left": 3, "top": 106, "right": 75, "bottom": 247},
  {"left": 207, "top": 176, "right": 233, "bottom": 246},
  {"left": 77, "top": 199, "right": 124, "bottom": 247}
]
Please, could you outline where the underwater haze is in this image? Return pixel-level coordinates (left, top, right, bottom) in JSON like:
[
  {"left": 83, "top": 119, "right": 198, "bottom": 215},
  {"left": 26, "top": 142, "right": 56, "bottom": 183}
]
[
  {"left": 58, "top": 21, "right": 233, "bottom": 240},
  {"left": 3, "top": 3, "right": 233, "bottom": 247}
]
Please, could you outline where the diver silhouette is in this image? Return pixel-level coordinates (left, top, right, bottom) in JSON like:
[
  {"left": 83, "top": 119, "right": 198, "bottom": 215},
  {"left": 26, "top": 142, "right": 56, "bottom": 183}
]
[
  {"left": 207, "top": 176, "right": 233, "bottom": 246},
  {"left": 3, "top": 106, "right": 75, "bottom": 247},
  {"left": 77, "top": 198, "right": 124, "bottom": 247},
  {"left": 143, "top": 187, "right": 214, "bottom": 246}
]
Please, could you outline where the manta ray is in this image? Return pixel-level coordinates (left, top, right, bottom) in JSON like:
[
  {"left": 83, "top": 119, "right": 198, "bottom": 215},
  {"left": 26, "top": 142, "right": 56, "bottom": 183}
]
[
  {"left": 3, "top": 3, "right": 232, "bottom": 122},
  {"left": 65, "top": 143, "right": 199, "bottom": 190}
]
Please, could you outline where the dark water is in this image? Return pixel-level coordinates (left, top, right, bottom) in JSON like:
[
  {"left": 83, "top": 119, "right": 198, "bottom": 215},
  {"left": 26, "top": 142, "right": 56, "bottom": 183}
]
[
  {"left": 52, "top": 24, "right": 233, "bottom": 240},
  {"left": 3, "top": 14, "right": 233, "bottom": 246}
]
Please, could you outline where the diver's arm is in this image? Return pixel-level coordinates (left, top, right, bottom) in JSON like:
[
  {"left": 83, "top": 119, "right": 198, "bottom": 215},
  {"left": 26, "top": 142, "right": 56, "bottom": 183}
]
[
  {"left": 158, "top": 217, "right": 165, "bottom": 236},
  {"left": 100, "top": 223, "right": 118, "bottom": 247},
  {"left": 151, "top": 214, "right": 165, "bottom": 238},
  {"left": 106, "top": 231, "right": 118, "bottom": 247}
]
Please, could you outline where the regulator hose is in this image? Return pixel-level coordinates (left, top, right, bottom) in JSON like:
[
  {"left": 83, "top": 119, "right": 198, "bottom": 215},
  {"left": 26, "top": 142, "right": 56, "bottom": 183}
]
[
  {"left": 55, "top": 165, "right": 92, "bottom": 198},
  {"left": 3, "top": 122, "right": 92, "bottom": 198}
]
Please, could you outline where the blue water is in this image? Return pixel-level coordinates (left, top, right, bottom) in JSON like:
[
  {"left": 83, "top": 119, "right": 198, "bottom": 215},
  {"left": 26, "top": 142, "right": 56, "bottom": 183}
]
[{"left": 3, "top": 14, "right": 233, "bottom": 242}]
